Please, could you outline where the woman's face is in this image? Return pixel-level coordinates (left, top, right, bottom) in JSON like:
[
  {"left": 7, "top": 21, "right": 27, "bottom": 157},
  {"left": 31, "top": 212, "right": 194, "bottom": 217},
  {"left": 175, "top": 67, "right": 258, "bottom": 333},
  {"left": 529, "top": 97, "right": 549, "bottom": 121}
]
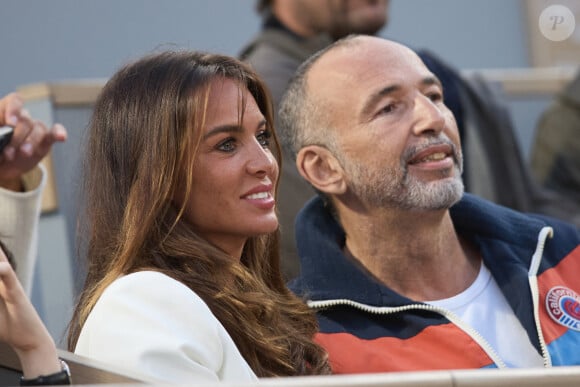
[{"left": 179, "top": 77, "right": 279, "bottom": 259}]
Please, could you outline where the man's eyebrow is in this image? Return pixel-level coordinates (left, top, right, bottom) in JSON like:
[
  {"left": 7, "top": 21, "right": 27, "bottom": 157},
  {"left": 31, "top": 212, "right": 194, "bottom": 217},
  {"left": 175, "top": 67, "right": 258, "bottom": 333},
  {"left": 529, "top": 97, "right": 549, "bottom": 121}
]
[
  {"left": 421, "top": 76, "right": 443, "bottom": 89},
  {"left": 361, "top": 84, "right": 401, "bottom": 118},
  {"left": 360, "top": 76, "right": 443, "bottom": 118}
]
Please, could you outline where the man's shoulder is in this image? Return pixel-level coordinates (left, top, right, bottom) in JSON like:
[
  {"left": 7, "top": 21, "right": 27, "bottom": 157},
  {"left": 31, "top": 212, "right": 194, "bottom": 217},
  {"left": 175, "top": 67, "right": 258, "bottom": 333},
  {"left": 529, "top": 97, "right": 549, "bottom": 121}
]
[
  {"left": 241, "top": 39, "right": 302, "bottom": 79},
  {"left": 240, "top": 29, "right": 299, "bottom": 62},
  {"left": 452, "top": 194, "right": 580, "bottom": 245},
  {"left": 240, "top": 29, "right": 331, "bottom": 67}
]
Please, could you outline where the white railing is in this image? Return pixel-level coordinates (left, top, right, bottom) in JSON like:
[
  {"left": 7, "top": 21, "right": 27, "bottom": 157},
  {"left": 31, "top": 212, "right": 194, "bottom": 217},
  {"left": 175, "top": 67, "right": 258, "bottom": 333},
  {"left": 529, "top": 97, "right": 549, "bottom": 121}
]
[{"left": 462, "top": 66, "right": 577, "bottom": 96}]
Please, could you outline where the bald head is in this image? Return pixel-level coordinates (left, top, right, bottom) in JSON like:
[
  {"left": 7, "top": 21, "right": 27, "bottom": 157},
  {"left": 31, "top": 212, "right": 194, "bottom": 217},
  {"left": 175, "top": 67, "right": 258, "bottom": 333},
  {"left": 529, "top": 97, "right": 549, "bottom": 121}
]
[
  {"left": 309, "top": 36, "right": 427, "bottom": 121},
  {"left": 278, "top": 35, "right": 435, "bottom": 158},
  {"left": 309, "top": 35, "right": 423, "bottom": 84},
  {"left": 279, "top": 34, "right": 462, "bottom": 213}
]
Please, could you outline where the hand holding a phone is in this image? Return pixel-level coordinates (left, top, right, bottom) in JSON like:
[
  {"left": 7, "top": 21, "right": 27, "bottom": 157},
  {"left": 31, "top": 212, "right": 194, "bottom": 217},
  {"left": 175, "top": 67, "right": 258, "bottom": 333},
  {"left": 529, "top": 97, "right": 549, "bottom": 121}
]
[{"left": 0, "top": 93, "right": 67, "bottom": 191}]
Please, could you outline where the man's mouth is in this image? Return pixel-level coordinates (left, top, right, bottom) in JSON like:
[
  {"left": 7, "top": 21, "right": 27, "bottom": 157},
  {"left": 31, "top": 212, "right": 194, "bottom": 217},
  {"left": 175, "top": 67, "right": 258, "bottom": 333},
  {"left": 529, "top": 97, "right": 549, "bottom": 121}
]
[
  {"left": 407, "top": 144, "right": 453, "bottom": 165},
  {"left": 410, "top": 151, "right": 448, "bottom": 164}
]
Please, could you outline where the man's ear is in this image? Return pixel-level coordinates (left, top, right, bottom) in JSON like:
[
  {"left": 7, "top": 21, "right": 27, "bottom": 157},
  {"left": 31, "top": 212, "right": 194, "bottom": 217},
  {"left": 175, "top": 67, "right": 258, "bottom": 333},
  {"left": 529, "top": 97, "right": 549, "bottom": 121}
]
[{"left": 296, "top": 145, "right": 347, "bottom": 195}]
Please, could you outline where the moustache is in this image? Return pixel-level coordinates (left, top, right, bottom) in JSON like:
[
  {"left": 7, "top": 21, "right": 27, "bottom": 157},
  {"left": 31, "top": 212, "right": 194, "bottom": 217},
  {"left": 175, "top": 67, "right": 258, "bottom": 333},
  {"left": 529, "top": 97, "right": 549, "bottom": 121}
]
[{"left": 402, "top": 137, "right": 462, "bottom": 167}]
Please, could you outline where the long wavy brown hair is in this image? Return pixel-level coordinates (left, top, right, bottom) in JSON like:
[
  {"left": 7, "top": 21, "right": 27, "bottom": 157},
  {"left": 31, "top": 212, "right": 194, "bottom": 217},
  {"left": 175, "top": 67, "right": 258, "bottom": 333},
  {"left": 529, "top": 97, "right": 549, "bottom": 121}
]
[{"left": 67, "top": 50, "right": 330, "bottom": 377}]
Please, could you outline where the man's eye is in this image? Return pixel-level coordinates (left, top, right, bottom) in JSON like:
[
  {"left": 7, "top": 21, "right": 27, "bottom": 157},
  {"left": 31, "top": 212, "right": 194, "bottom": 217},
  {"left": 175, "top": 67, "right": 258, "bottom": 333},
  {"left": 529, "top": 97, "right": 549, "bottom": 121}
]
[
  {"left": 428, "top": 92, "right": 443, "bottom": 102},
  {"left": 379, "top": 104, "right": 396, "bottom": 114},
  {"left": 256, "top": 130, "right": 272, "bottom": 148}
]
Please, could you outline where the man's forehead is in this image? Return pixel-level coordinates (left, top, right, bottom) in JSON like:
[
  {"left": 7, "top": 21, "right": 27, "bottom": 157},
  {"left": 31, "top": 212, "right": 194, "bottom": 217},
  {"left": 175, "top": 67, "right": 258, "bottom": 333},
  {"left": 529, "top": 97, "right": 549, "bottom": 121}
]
[{"left": 307, "top": 37, "right": 429, "bottom": 92}]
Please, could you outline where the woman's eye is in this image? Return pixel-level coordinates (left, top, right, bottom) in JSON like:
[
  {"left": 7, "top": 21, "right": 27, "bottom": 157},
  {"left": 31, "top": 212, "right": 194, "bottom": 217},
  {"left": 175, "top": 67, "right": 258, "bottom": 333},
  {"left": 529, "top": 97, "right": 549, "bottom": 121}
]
[
  {"left": 217, "top": 138, "right": 236, "bottom": 152},
  {"left": 256, "top": 130, "right": 272, "bottom": 148}
]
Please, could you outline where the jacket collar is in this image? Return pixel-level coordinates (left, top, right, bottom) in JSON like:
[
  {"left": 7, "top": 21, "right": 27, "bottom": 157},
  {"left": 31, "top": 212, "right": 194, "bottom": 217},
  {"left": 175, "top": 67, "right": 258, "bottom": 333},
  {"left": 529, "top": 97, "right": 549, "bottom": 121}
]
[{"left": 290, "top": 193, "right": 549, "bottom": 306}]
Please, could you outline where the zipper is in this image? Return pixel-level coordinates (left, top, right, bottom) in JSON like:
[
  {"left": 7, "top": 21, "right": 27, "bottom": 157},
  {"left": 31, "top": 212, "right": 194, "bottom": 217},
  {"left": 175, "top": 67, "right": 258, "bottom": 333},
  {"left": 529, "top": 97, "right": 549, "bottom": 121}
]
[
  {"left": 307, "top": 227, "right": 555, "bottom": 369},
  {"left": 307, "top": 298, "right": 507, "bottom": 368},
  {"left": 528, "top": 226, "right": 554, "bottom": 368}
]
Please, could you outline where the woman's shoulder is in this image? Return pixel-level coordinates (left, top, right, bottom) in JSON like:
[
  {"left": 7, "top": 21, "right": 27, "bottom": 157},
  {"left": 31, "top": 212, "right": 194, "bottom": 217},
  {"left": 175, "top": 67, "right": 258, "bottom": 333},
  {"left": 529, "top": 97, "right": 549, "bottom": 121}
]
[
  {"left": 78, "top": 270, "right": 225, "bottom": 354},
  {"left": 76, "top": 272, "right": 256, "bottom": 383},
  {"left": 109, "top": 270, "right": 185, "bottom": 287},
  {"left": 107, "top": 270, "right": 189, "bottom": 291},
  {"left": 98, "top": 270, "right": 209, "bottom": 312}
]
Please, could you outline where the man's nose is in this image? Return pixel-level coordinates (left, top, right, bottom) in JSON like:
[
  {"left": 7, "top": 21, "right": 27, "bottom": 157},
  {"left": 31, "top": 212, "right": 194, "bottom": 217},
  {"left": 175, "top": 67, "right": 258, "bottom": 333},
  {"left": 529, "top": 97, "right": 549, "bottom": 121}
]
[{"left": 412, "top": 94, "right": 446, "bottom": 136}]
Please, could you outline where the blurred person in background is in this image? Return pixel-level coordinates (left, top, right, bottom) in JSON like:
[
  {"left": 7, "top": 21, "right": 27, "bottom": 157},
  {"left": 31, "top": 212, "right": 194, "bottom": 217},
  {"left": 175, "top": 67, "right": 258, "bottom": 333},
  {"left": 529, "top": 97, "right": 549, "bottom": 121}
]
[
  {"left": 531, "top": 69, "right": 580, "bottom": 217},
  {"left": 240, "top": 0, "right": 390, "bottom": 280}
]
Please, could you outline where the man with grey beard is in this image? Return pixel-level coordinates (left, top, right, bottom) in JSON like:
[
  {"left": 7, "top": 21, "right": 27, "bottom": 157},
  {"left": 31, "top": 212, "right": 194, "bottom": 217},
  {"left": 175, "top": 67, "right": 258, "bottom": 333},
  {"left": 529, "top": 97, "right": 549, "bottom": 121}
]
[{"left": 279, "top": 35, "right": 580, "bottom": 373}]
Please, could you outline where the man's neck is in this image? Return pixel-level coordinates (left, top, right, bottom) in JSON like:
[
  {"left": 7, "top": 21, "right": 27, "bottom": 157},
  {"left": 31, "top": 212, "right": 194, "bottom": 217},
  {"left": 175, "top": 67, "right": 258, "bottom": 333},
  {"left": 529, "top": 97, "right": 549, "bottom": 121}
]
[{"left": 339, "top": 205, "right": 481, "bottom": 302}]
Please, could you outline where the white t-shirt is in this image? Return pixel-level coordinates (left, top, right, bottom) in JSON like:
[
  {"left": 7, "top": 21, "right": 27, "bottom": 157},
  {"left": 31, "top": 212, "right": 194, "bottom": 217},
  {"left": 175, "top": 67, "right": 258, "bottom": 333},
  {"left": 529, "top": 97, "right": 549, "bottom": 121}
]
[
  {"left": 75, "top": 271, "right": 258, "bottom": 384},
  {"left": 426, "top": 263, "right": 544, "bottom": 368}
]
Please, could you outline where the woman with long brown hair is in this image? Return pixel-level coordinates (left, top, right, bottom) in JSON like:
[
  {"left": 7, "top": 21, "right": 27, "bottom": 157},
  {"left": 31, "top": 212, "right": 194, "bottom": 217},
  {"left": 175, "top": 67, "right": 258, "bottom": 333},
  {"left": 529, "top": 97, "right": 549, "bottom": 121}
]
[{"left": 63, "top": 50, "right": 329, "bottom": 383}]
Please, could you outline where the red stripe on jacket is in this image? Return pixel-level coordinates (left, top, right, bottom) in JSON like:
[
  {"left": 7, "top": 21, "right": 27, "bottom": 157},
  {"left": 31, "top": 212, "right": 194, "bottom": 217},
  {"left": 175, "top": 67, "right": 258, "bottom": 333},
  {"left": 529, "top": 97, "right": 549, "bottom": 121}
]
[{"left": 315, "top": 322, "right": 493, "bottom": 373}]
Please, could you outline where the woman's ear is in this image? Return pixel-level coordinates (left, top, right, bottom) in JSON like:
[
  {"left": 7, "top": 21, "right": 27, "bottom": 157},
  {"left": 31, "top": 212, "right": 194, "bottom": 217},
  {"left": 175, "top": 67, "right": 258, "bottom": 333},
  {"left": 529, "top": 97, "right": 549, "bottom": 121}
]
[{"left": 296, "top": 145, "right": 347, "bottom": 195}]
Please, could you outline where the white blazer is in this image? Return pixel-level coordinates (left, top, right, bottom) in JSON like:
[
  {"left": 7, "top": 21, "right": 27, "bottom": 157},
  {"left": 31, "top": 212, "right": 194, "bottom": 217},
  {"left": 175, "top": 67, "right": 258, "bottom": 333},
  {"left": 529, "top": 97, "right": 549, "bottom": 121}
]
[{"left": 75, "top": 271, "right": 257, "bottom": 384}]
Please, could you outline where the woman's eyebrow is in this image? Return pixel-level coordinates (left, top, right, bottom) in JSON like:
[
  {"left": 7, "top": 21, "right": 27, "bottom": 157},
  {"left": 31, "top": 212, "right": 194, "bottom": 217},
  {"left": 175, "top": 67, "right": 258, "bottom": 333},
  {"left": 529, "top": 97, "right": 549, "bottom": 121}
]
[
  {"left": 203, "top": 124, "right": 243, "bottom": 140},
  {"left": 204, "top": 119, "right": 268, "bottom": 140}
]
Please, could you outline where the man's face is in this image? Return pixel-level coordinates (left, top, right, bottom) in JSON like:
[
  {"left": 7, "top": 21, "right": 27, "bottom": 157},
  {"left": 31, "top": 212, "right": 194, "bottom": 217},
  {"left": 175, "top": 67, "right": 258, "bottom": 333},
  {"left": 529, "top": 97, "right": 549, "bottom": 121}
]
[
  {"left": 307, "top": 36, "right": 463, "bottom": 211},
  {"left": 327, "top": 0, "right": 390, "bottom": 39},
  {"left": 291, "top": 0, "right": 388, "bottom": 38}
]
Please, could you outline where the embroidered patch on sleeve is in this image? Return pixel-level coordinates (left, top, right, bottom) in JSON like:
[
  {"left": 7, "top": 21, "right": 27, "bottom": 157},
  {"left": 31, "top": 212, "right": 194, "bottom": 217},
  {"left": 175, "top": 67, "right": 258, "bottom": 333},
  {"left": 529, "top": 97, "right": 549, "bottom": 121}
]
[{"left": 546, "top": 286, "right": 580, "bottom": 331}]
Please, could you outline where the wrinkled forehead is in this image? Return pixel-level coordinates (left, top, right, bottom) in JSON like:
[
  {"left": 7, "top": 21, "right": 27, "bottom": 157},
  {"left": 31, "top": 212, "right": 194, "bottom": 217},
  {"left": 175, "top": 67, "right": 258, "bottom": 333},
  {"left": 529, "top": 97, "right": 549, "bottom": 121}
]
[{"left": 307, "top": 37, "right": 432, "bottom": 104}]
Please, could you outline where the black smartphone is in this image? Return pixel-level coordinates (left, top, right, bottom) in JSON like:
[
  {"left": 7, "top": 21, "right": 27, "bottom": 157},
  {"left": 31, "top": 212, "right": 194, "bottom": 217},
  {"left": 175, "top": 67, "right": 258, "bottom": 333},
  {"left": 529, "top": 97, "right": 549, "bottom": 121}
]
[{"left": 0, "top": 126, "right": 14, "bottom": 153}]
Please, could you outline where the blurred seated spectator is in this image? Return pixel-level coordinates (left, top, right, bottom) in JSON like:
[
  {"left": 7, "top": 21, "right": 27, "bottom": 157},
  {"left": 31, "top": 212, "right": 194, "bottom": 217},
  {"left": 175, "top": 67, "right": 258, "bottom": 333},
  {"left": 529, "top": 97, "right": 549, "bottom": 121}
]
[{"left": 531, "top": 69, "right": 580, "bottom": 217}]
